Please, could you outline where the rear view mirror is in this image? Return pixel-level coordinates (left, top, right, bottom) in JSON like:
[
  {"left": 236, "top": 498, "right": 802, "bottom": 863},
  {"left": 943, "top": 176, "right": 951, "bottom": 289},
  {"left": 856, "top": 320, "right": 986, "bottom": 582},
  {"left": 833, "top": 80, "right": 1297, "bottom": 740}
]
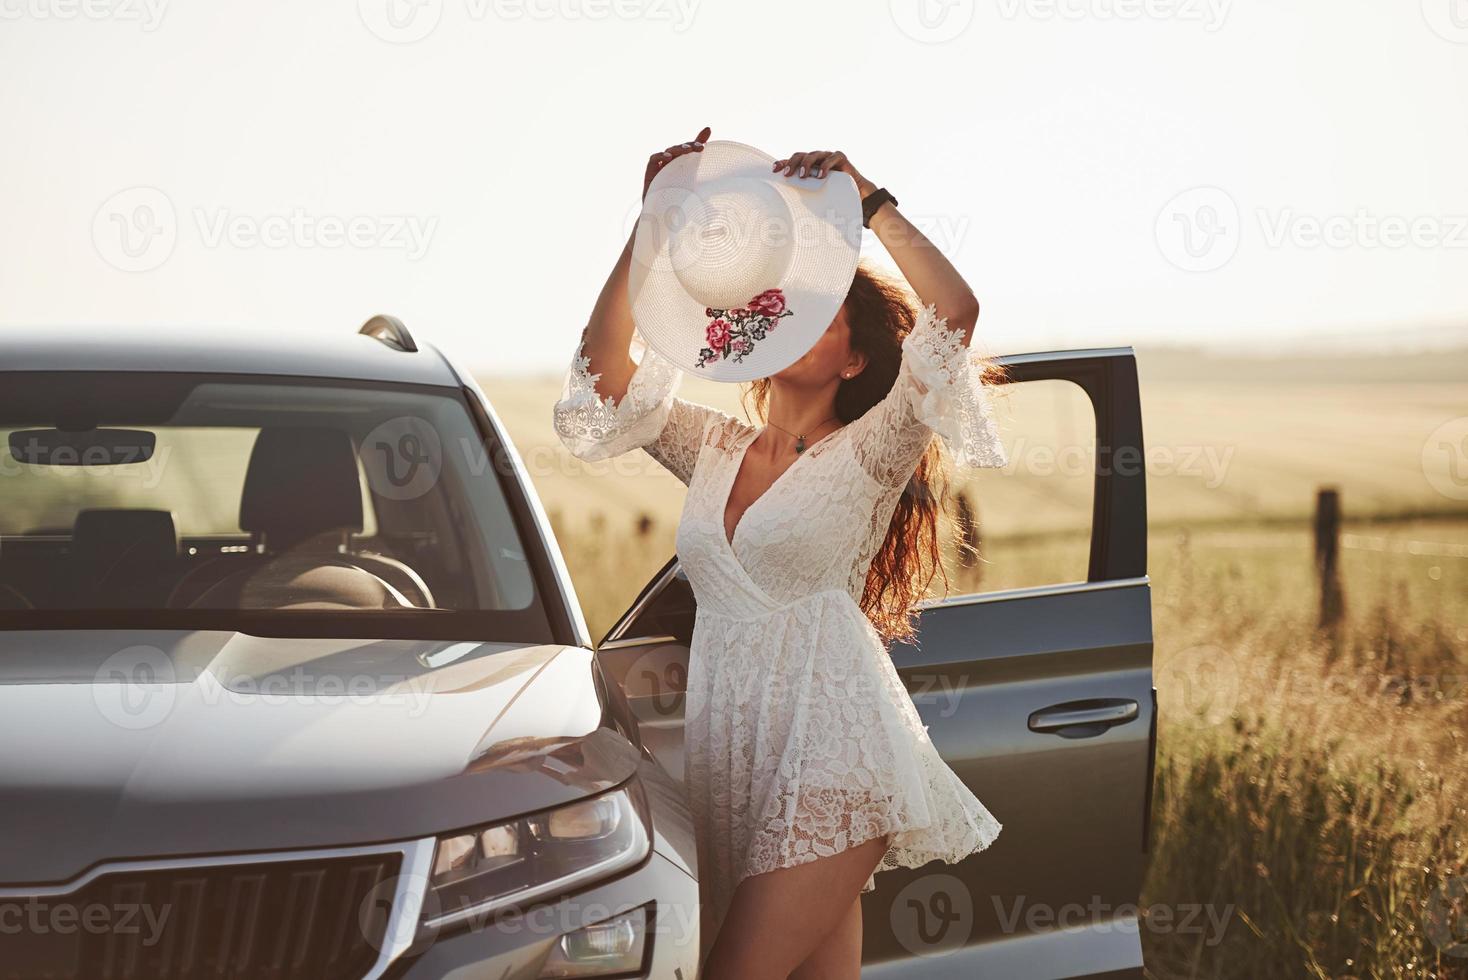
[{"left": 8, "top": 428, "right": 157, "bottom": 466}]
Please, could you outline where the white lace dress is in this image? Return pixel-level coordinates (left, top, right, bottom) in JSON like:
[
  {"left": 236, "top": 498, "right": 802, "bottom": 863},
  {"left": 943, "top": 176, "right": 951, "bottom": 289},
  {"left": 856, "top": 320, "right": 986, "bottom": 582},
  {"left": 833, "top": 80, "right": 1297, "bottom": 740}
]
[{"left": 552, "top": 303, "right": 1009, "bottom": 936}]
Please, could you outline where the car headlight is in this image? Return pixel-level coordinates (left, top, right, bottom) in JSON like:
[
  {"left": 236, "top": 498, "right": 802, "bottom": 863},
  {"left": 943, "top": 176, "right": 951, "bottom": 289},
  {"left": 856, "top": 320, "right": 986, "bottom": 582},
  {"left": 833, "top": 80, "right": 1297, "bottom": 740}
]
[{"left": 422, "top": 783, "right": 651, "bottom": 931}]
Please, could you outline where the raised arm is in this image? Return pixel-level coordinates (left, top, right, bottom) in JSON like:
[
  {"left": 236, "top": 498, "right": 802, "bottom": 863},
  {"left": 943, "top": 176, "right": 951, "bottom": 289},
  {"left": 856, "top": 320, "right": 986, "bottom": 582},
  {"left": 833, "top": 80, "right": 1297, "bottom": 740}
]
[
  {"left": 771, "top": 150, "right": 981, "bottom": 346},
  {"left": 553, "top": 128, "right": 745, "bottom": 485},
  {"left": 769, "top": 150, "right": 1007, "bottom": 484},
  {"left": 578, "top": 127, "right": 710, "bottom": 404}
]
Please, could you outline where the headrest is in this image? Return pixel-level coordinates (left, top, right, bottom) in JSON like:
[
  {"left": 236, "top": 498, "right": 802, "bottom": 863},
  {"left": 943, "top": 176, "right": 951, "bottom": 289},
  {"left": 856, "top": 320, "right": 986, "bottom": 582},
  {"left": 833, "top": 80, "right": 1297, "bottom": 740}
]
[
  {"left": 0, "top": 537, "right": 33, "bottom": 610},
  {"left": 239, "top": 427, "right": 363, "bottom": 547},
  {"left": 72, "top": 509, "right": 179, "bottom": 567}
]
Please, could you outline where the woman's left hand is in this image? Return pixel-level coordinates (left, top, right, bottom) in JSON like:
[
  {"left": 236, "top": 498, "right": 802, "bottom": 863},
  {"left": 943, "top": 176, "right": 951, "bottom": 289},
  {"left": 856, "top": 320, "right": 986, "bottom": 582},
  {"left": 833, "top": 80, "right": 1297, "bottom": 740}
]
[
  {"left": 775, "top": 148, "right": 981, "bottom": 343},
  {"left": 772, "top": 150, "right": 878, "bottom": 198}
]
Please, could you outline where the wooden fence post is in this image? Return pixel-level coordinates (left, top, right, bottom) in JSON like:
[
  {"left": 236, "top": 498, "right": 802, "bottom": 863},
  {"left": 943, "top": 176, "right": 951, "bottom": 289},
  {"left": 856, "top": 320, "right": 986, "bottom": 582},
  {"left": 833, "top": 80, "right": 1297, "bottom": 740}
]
[
  {"left": 955, "top": 491, "right": 981, "bottom": 575},
  {"left": 1314, "top": 487, "right": 1345, "bottom": 627}
]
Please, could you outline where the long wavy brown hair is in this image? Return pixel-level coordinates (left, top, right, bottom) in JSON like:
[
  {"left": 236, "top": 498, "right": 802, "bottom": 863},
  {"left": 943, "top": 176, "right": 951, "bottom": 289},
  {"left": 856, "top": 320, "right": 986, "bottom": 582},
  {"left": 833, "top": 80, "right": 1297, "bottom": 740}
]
[{"left": 743, "top": 261, "right": 1006, "bottom": 645}]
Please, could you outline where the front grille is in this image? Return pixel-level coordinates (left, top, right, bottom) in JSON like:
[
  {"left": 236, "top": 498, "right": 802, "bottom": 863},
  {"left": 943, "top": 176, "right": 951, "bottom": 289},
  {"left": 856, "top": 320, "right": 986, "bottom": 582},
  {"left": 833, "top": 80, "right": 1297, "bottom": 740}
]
[{"left": 0, "top": 850, "right": 402, "bottom": 980}]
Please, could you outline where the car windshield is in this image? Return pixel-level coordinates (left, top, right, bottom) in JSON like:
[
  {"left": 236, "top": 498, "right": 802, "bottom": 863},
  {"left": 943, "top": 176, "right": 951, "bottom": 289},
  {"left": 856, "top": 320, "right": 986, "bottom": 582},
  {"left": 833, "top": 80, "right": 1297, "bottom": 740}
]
[{"left": 0, "top": 371, "right": 551, "bottom": 642}]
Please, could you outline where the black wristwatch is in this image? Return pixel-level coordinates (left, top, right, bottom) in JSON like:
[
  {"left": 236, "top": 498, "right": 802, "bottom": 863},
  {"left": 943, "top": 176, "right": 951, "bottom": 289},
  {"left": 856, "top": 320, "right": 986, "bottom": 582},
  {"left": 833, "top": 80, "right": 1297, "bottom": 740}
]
[{"left": 861, "top": 187, "right": 898, "bottom": 228}]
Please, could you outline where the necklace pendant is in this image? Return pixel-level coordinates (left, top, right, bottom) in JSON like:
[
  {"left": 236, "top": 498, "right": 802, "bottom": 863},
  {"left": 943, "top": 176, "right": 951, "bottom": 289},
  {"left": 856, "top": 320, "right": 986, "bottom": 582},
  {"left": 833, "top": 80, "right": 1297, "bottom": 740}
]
[{"left": 795, "top": 435, "right": 806, "bottom": 454}]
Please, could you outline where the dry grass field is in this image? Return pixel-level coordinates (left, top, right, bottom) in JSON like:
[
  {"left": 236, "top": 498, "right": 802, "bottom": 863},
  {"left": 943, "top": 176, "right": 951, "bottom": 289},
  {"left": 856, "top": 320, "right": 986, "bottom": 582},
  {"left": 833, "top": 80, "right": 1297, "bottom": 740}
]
[{"left": 482, "top": 344, "right": 1468, "bottom": 979}]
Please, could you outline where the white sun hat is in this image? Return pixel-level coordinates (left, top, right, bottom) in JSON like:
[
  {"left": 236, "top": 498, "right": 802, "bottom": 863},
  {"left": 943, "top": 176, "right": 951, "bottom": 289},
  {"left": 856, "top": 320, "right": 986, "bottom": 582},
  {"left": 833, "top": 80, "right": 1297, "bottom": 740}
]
[{"left": 628, "top": 139, "right": 864, "bottom": 382}]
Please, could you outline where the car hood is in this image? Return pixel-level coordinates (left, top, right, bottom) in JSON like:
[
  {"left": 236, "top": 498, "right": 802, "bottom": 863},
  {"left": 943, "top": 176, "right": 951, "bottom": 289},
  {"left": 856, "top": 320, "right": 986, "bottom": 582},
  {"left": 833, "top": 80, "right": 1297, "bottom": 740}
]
[{"left": 0, "top": 630, "right": 638, "bottom": 885}]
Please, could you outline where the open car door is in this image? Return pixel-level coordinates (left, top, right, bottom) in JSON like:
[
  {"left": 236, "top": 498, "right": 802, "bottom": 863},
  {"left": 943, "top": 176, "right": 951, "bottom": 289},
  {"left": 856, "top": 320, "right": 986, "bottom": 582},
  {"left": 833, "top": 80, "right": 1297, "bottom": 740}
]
[{"left": 596, "top": 348, "right": 1154, "bottom": 980}]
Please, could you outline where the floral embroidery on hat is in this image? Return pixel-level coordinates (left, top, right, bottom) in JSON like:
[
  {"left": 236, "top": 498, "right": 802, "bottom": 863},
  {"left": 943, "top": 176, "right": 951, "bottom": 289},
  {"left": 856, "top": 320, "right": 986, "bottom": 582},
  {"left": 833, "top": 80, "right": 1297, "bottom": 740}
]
[{"left": 695, "top": 289, "right": 794, "bottom": 368}]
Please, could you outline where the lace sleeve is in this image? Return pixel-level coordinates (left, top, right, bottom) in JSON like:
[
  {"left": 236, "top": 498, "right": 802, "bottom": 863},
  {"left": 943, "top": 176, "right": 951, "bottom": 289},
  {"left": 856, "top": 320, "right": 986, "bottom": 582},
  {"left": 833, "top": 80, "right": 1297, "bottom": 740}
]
[
  {"left": 849, "top": 302, "right": 1009, "bottom": 486},
  {"left": 551, "top": 331, "right": 717, "bottom": 486}
]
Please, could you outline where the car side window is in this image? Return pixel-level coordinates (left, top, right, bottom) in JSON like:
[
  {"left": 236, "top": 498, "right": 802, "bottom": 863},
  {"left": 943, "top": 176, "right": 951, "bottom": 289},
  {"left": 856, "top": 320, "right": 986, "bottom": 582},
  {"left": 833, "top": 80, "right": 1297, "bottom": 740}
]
[{"left": 944, "top": 378, "right": 1096, "bottom": 594}]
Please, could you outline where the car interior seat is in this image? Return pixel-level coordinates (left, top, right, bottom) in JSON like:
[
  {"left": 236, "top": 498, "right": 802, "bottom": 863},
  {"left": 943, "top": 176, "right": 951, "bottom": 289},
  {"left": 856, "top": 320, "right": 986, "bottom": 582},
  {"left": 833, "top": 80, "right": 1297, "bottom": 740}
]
[
  {"left": 70, "top": 509, "right": 180, "bottom": 609},
  {"left": 169, "top": 427, "right": 416, "bottom": 610}
]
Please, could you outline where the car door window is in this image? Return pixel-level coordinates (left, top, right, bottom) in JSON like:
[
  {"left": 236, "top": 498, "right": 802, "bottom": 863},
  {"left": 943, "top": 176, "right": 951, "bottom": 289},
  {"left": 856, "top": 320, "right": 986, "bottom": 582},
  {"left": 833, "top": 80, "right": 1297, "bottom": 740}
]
[{"left": 946, "top": 378, "right": 1095, "bottom": 595}]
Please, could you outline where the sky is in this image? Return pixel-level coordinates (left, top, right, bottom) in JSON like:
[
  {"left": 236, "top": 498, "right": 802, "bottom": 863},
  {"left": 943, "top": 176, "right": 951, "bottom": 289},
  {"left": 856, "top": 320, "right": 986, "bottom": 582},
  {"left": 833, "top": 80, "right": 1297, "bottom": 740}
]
[{"left": 3, "top": 0, "right": 1467, "bottom": 375}]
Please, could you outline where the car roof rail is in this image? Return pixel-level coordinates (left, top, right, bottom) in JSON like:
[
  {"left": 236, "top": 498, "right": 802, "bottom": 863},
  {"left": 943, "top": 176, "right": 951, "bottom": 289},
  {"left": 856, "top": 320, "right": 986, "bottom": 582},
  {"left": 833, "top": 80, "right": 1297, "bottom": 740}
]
[{"left": 359, "top": 314, "right": 418, "bottom": 353}]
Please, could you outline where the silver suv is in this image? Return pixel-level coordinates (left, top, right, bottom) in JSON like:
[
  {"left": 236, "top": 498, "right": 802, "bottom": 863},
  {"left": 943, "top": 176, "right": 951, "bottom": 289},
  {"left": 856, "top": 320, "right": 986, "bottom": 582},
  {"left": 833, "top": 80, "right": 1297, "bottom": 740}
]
[{"left": 0, "top": 318, "right": 1155, "bottom": 979}]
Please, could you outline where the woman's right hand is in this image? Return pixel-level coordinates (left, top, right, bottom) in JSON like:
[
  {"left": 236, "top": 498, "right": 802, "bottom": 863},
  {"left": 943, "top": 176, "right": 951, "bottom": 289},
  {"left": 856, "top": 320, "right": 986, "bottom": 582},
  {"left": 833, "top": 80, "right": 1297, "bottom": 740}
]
[
  {"left": 581, "top": 128, "right": 710, "bottom": 404},
  {"left": 643, "top": 126, "right": 710, "bottom": 200}
]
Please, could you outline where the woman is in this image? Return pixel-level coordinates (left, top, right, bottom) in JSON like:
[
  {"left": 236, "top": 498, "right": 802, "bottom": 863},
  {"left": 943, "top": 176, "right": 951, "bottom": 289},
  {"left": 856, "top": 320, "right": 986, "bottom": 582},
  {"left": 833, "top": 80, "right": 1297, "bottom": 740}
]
[{"left": 552, "top": 127, "right": 1008, "bottom": 978}]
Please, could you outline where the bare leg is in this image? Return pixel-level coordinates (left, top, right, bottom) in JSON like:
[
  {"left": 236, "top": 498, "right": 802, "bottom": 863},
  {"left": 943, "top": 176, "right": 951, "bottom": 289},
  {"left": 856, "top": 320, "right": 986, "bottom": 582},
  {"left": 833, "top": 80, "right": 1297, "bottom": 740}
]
[
  {"left": 789, "top": 898, "right": 863, "bottom": 980},
  {"left": 701, "top": 836, "right": 886, "bottom": 980}
]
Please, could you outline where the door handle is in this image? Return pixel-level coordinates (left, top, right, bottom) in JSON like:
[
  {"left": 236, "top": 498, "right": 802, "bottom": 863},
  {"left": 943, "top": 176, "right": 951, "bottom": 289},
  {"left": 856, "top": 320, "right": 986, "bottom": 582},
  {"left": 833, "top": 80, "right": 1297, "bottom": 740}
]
[{"left": 1028, "top": 698, "right": 1139, "bottom": 739}]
